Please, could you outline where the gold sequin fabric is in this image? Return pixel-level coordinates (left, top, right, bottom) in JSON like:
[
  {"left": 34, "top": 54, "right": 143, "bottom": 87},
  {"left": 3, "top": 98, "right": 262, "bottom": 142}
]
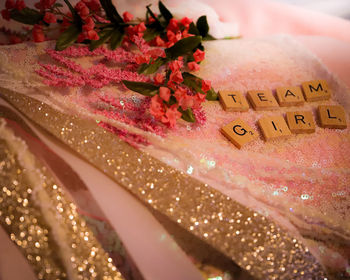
[
  {"left": 0, "top": 118, "right": 124, "bottom": 280},
  {"left": 1, "top": 90, "right": 328, "bottom": 279}
]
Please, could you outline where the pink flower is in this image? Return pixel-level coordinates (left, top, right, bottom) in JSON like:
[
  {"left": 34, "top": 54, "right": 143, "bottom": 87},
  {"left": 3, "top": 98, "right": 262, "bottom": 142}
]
[
  {"left": 35, "top": 0, "right": 56, "bottom": 10},
  {"left": 187, "top": 61, "right": 200, "bottom": 71},
  {"left": 193, "top": 49, "right": 205, "bottom": 62},
  {"left": 167, "top": 18, "right": 179, "bottom": 32},
  {"left": 14, "top": 0, "right": 25, "bottom": 11},
  {"left": 154, "top": 73, "right": 164, "bottom": 85},
  {"left": 135, "top": 54, "right": 150, "bottom": 65},
  {"left": 169, "top": 70, "right": 183, "bottom": 84},
  {"left": 32, "top": 24, "right": 45, "bottom": 42},
  {"left": 180, "top": 17, "right": 192, "bottom": 28},
  {"left": 153, "top": 35, "right": 165, "bottom": 47},
  {"left": 87, "top": 30, "right": 99, "bottom": 40},
  {"left": 136, "top": 22, "right": 146, "bottom": 33},
  {"left": 182, "top": 29, "right": 193, "bottom": 38},
  {"left": 178, "top": 94, "right": 194, "bottom": 110},
  {"left": 5, "top": 0, "right": 15, "bottom": 10},
  {"left": 75, "top": 1, "right": 89, "bottom": 19},
  {"left": 174, "top": 88, "right": 194, "bottom": 110},
  {"left": 43, "top": 12, "right": 56, "bottom": 24},
  {"left": 83, "top": 17, "right": 95, "bottom": 31},
  {"left": 161, "top": 104, "right": 181, "bottom": 128},
  {"left": 167, "top": 30, "right": 182, "bottom": 44},
  {"left": 123, "top": 11, "right": 133, "bottom": 22},
  {"left": 169, "top": 59, "right": 183, "bottom": 72},
  {"left": 84, "top": 0, "right": 100, "bottom": 12},
  {"left": 9, "top": 35, "right": 22, "bottom": 44},
  {"left": 159, "top": 86, "right": 171, "bottom": 102},
  {"left": 1, "top": 9, "right": 10, "bottom": 21},
  {"left": 193, "top": 93, "right": 206, "bottom": 108},
  {"left": 201, "top": 79, "right": 211, "bottom": 92},
  {"left": 150, "top": 95, "right": 165, "bottom": 119}
]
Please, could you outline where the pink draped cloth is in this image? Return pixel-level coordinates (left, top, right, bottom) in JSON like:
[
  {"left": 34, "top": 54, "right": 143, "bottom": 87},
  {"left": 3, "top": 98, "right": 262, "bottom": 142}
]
[{"left": 204, "top": 0, "right": 350, "bottom": 88}]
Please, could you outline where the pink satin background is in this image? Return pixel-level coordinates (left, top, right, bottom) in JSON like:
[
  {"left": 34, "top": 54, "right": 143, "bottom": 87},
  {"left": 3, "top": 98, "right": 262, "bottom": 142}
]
[{"left": 202, "top": 0, "right": 350, "bottom": 89}]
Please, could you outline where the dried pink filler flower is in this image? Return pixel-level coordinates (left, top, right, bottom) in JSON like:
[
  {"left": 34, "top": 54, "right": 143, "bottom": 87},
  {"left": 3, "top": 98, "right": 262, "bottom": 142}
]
[
  {"left": 36, "top": 45, "right": 148, "bottom": 88},
  {"left": 98, "top": 121, "right": 150, "bottom": 148}
]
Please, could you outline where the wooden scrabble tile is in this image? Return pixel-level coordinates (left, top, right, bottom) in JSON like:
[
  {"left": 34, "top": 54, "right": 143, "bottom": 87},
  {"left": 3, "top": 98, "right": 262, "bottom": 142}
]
[
  {"left": 276, "top": 86, "right": 305, "bottom": 107},
  {"left": 258, "top": 115, "right": 292, "bottom": 141},
  {"left": 301, "top": 80, "right": 331, "bottom": 102},
  {"left": 247, "top": 90, "right": 279, "bottom": 111},
  {"left": 218, "top": 90, "right": 249, "bottom": 112},
  {"left": 221, "top": 119, "right": 258, "bottom": 148},
  {"left": 318, "top": 105, "right": 347, "bottom": 129},
  {"left": 286, "top": 111, "right": 316, "bottom": 134}
]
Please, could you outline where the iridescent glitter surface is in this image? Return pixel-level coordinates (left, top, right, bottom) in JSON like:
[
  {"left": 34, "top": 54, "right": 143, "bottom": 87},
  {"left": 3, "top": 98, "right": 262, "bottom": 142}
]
[
  {"left": 1, "top": 90, "right": 328, "bottom": 279},
  {"left": 0, "top": 118, "right": 124, "bottom": 280}
]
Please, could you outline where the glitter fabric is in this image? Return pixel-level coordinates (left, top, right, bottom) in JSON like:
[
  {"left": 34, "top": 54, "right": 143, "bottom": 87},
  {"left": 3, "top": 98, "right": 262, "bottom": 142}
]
[
  {"left": 0, "top": 118, "right": 124, "bottom": 280},
  {"left": 0, "top": 90, "right": 327, "bottom": 279}
]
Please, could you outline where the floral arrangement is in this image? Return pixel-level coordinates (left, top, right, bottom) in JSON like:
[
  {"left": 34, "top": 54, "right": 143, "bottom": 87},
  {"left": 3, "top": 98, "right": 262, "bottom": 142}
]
[{"left": 2, "top": 0, "right": 219, "bottom": 127}]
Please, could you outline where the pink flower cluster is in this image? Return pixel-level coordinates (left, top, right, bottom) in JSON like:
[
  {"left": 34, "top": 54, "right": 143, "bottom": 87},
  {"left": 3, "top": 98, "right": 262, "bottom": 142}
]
[
  {"left": 1, "top": 0, "right": 26, "bottom": 21},
  {"left": 148, "top": 56, "right": 211, "bottom": 128}
]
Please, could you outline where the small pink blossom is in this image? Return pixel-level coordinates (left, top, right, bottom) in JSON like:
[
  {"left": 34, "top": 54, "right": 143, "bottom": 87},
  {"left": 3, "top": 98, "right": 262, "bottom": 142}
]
[
  {"left": 161, "top": 104, "right": 181, "bottom": 128},
  {"left": 32, "top": 24, "right": 45, "bottom": 42},
  {"left": 14, "top": 0, "right": 25, "bottom": 11},
  {"left": 87, "top": 30, "right": 99, "bottom": 40},
  {"left": 35, "top": 0, "right": 55, "bottom": 10},
  {"left": 82, "top": 17, "right": 95, "bottom": 31},
  {"left": 193, "top": 49, "right": 205, "bottom": 62},
  {"left": 169, "top": 70, "right": 183, "bottom": 84},
  {"left": 123, "top": 11, "right": 133, "bottom": 22},
  {"left": 201, "top": 79, "right": 211, "bottom": 92},
  {"left": 167, "top": 18, "right": 179, "bottom": 32},
  {"left": 154, "top": 73, "right": 164, "bottom": 85},
  {"left": 187, "top": 61, "right": 200, "bottom": 71},
  {"left": 75, "top": 1, "right": 89, "bottom": 19},
  {"left": 84, "top": 0, "right": 100, "bottom": 12},
  {"left": 169, "top": 59, "right": 183, "bottom": 72},
  {"left": 193, "top": 93, "right": 206, "bottom": 108},
  {"left": 5, "top": 0, "right": 15, "bottom": 10},
  {"left": 43, "top": 12, "right": 56, "bottom": 24},
  {"left": 150, "top": 95, "right": 165, "bottom": 119},
  {"left": 1, "top": 9, "right": 10, "bottom": 21},
  {"left": 180, "top": 17, "right": 192, "bottom": 28},
  {"left": 159, "top": 86, "right": 171, "bottom": 102}
]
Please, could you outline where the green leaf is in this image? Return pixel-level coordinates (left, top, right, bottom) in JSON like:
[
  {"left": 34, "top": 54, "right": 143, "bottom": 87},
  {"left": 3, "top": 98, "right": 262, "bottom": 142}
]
[
  {"left": 165, "top": 36, "right": 202, "bottom": 59},
  {"left": 203, "top": 34, "right": 216, "bottom": 41},
  {"left": 63, "top": 0, "right": 80, "bottom": 24},
  {"left": 182, "top": 72, "right": 218, "bottom": 100},
  {"left": 110, "top": 30, "right": 123, "bottom": 50},
  {"left": 10, "top": 8, "right": 43, "bottom": 25},
  {"left": 122, "top": 80, "right": 159, "bottom": 96},
  {"left": 146, "top": 5, "right": 163, "bottom": 30},
  {"left": 188, "top": 22, "right": 200, "bottom": 36},
  {"left": 55, "top": 25, "right": 81, "bottom": 51},
  {"left": 52, "top": 3, "right": 63, "bottom": 8},
  {"left": 196, "top": 15, "right": 209, "bottom": 37},
  {"left": 89, "top": 28, "right": 113, "bottom": 50},
  {"left": 138, "top": 57, "right": 166, "bottom": 74},
  {"left": 143, "top": 28, "right": 161, "bottom": 42},
  {"left": 158, "top": 1, "right": 173, "bottom": 23},
  {"left": 100, "top": 0, "right": 123, "bottom": 24},
  {"left": 180, "top": 108, "right": 195, "bottom": 123}
]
